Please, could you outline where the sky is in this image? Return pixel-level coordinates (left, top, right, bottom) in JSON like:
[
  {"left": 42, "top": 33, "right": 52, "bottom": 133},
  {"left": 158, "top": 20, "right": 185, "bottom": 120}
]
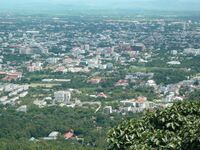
[{"left": 0, "top": 0, "right": 199, "bottom": 12}]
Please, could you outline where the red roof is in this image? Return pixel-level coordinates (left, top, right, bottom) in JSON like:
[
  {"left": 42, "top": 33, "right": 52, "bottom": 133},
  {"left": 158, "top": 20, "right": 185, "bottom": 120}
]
[
  {"left": 135, "top": 97, "right": 147, "bottom": 103},
  {"left": 115, "top": 80, "right": 129, "bottom": 86},
  {"left": 55, "top": 66, "right": 65, "bottom": 72},
  {"left": 117, "top": 80, "right": 128, "bottom": 84},
  {"left": 97, "top": 92, "right": 108, "bottom": 98},
  {"left": 0, "top": 71, "right": 6, "bottom": 75},
  {"left": 7, "top": 72, "right": 22, "bottom": 77},
  {"left": 88, "top": 77, "right": 102, "bottom": 84},
  {"left": 64, "top": 132, "right": 74, "bottom": 139},
  {"left": 2, "top": 76, "right": 13, "bottom": 81}
]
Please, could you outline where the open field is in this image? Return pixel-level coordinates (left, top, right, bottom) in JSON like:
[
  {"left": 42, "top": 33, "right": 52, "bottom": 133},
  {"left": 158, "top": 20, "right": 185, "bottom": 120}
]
[{"left": 30, "top": 83, "right": 61, "bottom": 88}]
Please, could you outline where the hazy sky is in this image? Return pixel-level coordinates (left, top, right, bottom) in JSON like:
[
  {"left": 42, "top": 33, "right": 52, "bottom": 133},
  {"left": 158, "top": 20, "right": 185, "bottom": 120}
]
[{"left": 0, "top": 0, "right": 199, "bottom": 12}]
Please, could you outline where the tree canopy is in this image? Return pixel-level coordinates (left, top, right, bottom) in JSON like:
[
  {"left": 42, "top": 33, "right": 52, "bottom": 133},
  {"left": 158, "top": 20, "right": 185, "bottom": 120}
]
[{"left": 107, "top": 102, "right": 200, "bottom": 150}]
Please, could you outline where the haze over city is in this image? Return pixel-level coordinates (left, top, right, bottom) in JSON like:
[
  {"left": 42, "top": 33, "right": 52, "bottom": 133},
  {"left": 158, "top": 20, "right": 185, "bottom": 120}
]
[{"left": 0, "top": 0, "right": 200, "bottom": 12}]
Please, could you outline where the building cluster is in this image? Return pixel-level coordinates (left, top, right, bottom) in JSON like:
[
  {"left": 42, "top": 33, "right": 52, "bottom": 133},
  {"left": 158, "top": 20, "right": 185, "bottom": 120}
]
[
  {"left": 0, "top": 16, "right": 199, "bottom": 76},
  {"left": 0, "top": 83, "right": 29, "bottom": 105},
  {"left": 0, "top": 15, "right": 199, "bottom": 115},
  {"left": 29, "top": 129, "right": 82, "bottom": 142}
]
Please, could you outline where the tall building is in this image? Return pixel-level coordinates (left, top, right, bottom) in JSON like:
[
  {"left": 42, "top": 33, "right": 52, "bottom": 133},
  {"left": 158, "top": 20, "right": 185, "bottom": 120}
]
[
  {"left": 84, "top": 44, "right": 90, "bottom": 51},
  {"left": 54, "top": 91, "right": 71, "bottom": 104}
]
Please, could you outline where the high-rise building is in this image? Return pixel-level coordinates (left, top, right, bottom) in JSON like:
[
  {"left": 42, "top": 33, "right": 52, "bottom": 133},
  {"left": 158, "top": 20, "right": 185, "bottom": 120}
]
[
  {"left": 54, "top": 91, "right": 71, "bottom": 104},
  {"left": 84, "top": 44, "right": 90, "bottom": 51}
]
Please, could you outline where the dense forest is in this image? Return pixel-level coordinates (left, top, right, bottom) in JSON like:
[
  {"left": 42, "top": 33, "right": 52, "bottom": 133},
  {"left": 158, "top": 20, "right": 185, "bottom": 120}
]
[{"left": 0, "top": 105, "right": 140, "bottom": 150}]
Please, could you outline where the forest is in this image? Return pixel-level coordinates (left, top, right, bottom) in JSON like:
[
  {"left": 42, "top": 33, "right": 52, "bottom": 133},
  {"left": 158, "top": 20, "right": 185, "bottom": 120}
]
[{"left": 0, "top": 105, "right": 140, "bottom": 150}]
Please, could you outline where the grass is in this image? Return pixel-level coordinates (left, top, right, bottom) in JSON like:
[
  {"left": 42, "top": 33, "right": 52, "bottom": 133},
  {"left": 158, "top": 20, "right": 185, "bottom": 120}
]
[{"left": 30, "top": 83, "right": 61, "bottom": 88}]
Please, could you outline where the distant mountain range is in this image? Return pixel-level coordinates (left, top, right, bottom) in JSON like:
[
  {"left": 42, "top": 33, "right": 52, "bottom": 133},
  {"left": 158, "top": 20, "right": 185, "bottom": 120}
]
[{"left": 0, "top": 0, "right": 200, "bottom": 13}]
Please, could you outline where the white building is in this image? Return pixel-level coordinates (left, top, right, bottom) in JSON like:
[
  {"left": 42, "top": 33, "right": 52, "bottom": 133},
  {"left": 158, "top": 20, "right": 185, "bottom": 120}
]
[
  {"left": 167, "top": 61, "right": 181, "bottom": 65},
  {"left": 54, "top": 91, "right": 71, "bottom": 104},
  {"left": 84, "top": 44, "right": 90, "bottom": 51},
  {"left": 43, "top": 131, "right": 60, "bottom": 140},
  {"left": 16, "top": 105, "right": 27, "bottom": 113},
  {"left": 33, "top": 100, "right": 47, "bottom": 108},
  {"left": 46, "top": 57, "right": 60, "bottom": 64},
  {"left": 103, "top": 106, "right": 113, "bottom": 114},
  {"left": 120, "top": 97, "right": 153, "bottom": 110},
  {"left": 0, "top": 96, "right": 8, "bottom": 104},
  {"left": 147, "top": 80, "right": 157, "bottom": 87},
  {"left": 184, "top": 48, "right": 200, "bottom": 55}
]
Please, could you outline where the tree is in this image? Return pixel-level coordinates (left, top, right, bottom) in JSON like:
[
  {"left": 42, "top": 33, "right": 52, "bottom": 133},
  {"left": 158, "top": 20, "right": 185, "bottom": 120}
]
[
  {"left": 188, "top": 90, "right": 200, "bottom": 101},
  {"left": 107, "top": 102, "right": 200, "bottom": 150}
]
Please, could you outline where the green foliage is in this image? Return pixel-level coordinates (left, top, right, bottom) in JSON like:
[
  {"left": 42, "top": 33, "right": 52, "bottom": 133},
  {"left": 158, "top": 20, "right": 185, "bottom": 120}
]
[
  {"left": 0, "top": 106, "right": 106, "bottom": 148},
  {"left": 187, "top": 90, "right": 200, "bottom": 101},
  {"left": 0, "top": 105, "right": 138, "bottom": 149},
  {"left": 107, "top": 102, "right": 200, "bottom": 150},
  {"left": 3, "top": 54, "right": 31, "bottom": 64},
  {"left": 153, "top": 69, "right": 189, "bottom": 85},
  {"left": 0, "top": 139, "right": 101, "bottom": 150},
  {"left": 0, "top": 74, "right": 6, "bottom": 79}
]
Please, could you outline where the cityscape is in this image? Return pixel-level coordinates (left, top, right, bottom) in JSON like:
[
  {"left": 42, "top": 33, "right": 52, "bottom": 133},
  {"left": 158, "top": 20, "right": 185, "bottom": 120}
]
[{"left": 0, "top": 0, "right": 200, "bottom": 150}]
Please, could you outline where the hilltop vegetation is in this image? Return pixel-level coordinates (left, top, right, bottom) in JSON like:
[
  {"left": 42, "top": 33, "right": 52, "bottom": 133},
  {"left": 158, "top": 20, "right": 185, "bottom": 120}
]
[
  {"left": 0, "top": 105, "right": 141, "bottom": 150},
  {"left": 108, "top": 102, "right": 200, "bottom": 150}
]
